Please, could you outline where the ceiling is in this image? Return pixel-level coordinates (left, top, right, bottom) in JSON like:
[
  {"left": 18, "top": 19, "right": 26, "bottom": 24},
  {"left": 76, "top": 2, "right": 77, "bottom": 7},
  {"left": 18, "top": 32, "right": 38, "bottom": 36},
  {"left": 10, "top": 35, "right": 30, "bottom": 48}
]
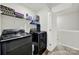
[{"left": 21, "top": 3, "right": 60, "bottom": 12}]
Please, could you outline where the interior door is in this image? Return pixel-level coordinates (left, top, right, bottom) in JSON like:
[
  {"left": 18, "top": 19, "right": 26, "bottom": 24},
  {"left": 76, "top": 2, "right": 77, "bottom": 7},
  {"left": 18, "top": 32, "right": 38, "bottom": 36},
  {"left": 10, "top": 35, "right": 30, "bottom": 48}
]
[{"left": 47, "top": 12, "right": 57, "bottom": 51}]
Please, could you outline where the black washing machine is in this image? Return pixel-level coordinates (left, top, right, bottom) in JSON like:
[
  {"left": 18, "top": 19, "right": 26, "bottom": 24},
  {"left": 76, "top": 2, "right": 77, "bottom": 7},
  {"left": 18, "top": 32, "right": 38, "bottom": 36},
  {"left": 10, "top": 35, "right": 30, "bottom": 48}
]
[{"left": 0, "top": 29, "right": 32, "bottom": 55}]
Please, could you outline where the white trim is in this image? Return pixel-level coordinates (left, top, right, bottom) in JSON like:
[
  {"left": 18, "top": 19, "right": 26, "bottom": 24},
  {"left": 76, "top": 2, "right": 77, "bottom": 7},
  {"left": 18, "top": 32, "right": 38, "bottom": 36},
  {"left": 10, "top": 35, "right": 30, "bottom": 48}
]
[
  {"left": 58, "top": 42, "right": 79, "bottom": 50},
  {"left": 52, "top": 4, "right": 72, "bottom": 13},
  {"left": 58, "top": 29, "right": 79, "bottom": 32},
  {"left": 52, "top": 4, "right": 79, "bottom": 15},
  {"left": 47, "top": 45, "right": 57, "bottom": 52}
]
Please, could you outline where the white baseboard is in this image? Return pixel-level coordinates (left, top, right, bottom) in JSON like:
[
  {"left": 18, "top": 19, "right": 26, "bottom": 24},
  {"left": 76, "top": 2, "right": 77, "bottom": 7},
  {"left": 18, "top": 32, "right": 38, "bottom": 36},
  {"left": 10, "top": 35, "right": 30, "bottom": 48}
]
[
  {"left": 47, "top": 45, "right": 57, "bottom": 52},
  {"left": 58, "top": 42, "right": 79, "bottom": 50}
]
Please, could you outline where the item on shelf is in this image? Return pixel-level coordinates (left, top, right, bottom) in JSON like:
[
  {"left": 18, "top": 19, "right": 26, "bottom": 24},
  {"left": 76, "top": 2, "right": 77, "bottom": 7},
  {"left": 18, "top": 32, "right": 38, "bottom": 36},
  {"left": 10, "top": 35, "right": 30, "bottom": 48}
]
[
  {"left": 0, "top": 5, "right": 15, "bottom": 17},
  {"left": 37, "top": 24, "right": 40, "bottom": 32},
  {"left": 15, "top": 12, "right": 24, "bottom": 18},
  {"left": 30, "top": 20, "right": 40, "bottom": 32},
  {"left": 26, "top": 13, "right": 32, "bottom": 20},
  {"left": 35, "top": 15, "right": 40, "bottom": 22},
  {"left": 26, "top": 13, "right": 29, "bottom": 20},
  {"left": 30, "top": 20, "right": 40, "bottom": 25},
  {"left": 30, "top": 15, "right": 40, "bottom": 25}
]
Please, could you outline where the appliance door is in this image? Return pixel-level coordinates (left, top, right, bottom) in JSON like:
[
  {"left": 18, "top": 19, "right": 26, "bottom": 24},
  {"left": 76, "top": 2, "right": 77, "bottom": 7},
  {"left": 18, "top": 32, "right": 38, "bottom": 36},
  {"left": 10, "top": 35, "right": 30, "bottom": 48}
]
[
  {"left": 0, "top": 43, "right": 1, "bottom": 55},
  {"left": 39, "top": 33, "right": 47, "bottom": 55},
  {"left": 1, "top": 36, "right": 32, "bottom": 55}
]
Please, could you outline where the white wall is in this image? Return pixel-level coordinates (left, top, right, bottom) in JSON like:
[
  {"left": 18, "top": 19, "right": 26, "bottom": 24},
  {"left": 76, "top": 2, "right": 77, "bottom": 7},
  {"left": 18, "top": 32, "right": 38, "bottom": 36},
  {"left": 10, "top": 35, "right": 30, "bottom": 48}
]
[
  {"left": 57, "top": 6, "right": 79, "bottom": 31},
  {"left": 1, "top": 15, "right": 26, "bottom": 30},
  {"left": 37, "top": 7, "right": 48, "bottom": 32},
  {"left": 0, "top": 3, "right": 35, "bottom": 34},
  {"left": 58, "top": 31, "right": 79, "bottom": 49},
  {"left": 54, "top": 4, "right": 79, "bottom": 49}
]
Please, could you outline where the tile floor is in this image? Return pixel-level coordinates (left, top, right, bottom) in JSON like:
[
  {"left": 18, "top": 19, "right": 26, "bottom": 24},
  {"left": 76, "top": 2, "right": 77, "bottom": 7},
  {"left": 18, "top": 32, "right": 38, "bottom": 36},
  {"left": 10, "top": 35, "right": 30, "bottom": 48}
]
[{"left": 43, "top": 45, "right": 79, "bottom": 55}]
